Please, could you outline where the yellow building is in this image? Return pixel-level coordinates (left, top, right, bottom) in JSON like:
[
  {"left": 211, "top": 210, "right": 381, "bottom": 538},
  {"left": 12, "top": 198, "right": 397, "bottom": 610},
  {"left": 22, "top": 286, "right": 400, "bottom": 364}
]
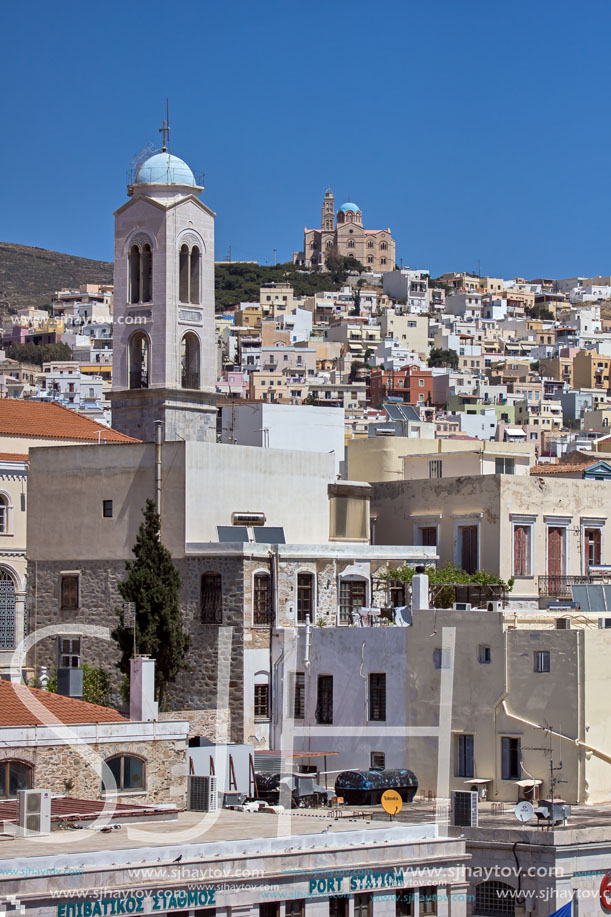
[{"left": 573, "top": 349, "right": 611, "bottom": 390}]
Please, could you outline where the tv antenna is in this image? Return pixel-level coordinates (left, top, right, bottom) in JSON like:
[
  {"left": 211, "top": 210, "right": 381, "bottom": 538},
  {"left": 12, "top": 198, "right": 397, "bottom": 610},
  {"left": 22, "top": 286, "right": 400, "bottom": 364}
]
[{"left": 159, "top": 98, "right": 170, "bottom": 152}]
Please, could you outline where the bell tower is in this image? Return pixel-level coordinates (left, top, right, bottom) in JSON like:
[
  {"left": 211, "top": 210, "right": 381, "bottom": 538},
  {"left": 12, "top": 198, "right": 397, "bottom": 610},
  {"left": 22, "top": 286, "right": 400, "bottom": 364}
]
[
  {"left": 110, "top": 126, "right": 217, "bottom": 443},
  {"left": 321, "top": 188, "right": 335, "bottom": 231}
]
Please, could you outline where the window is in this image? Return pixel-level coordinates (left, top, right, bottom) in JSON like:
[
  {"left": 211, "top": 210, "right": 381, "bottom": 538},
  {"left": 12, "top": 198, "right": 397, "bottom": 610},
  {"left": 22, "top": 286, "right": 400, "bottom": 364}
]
[
  {"left": 501, "top": 737, "right": 521, "bottom": 780},
  {"left": 369, "top": 673, "right": 386, "bottom": 721},
  {"left": 512, "top": 524, "right": 531, "bottom": 576},
  {"left": 102, "top": 500, "right": 113, "bottom": 518},
  {"left": 419, "top": 379, "right": 425, "bottom": 387},
  {"left": 0, "top": 760, "right": 32, "bottom": 798},
  {"left": 315, "top": 674, "right": 333, "bottom": 724},
  {"left": 330, "top": 899, "right": 348, "bottom": 917},
  {"left": 388, "top": 578, "right": 406, "bottom": 607},
  {"left": 420, "top": 526, "right": 437, "bottom": 547},
  {"left": 60, "top": 575, "right": 79, "bottom": 610},
  {"left": 429, "top": 459, "right": 443, "bottom": 479},
  {"left": 102, "top": 755, "right": 145, "bottom": 793},
  {"left": 58, "top": 637, "right": 80, "bottom": 668},
  {"left": 419, "top": 888, "right": 438, "bottom": 916},
  {"left": 456, "top": 734, "right": 474, "bottom": 777},
  {"left": 371, "top": 751, "right": 385, "bottom": 770},
  {"left": 180, "top": 332, "right": 201, "bottom": 389},
  {"left": 584, "top": 528, "right": 602, "bottom": 568},
  {"left": 534, "top": 650, "right": 550, "bottom": 673},
  {"left": 285, "top": 903, "right": 304, "bottom": 917},
  {"left": 254, "top": 684, "right": 270, "bottom": 720},
  {"left": 296, "top": 572, "right": 314, "bottom": 624},
  {"left": 381, "top": 258, "right": 387, "bottom": 265},
  {"left": 347, "top": 240, "right": 355, "bottom": 249},
  {"left": 433, "top": 648, "right": 450, "bottom": 669},
  {"left": 478, "top": 645, "right": 491, "bottom": 664},
  {"left": 474, "top": 881, "right": 516, "bottom": 917},
  {"left": 354, "top": 896, "right": 372, "bottom": 917},
  {"left": 293, "top": 672, "right": 305, "bottom": 719},
  {"left": 128, "top": 332, "right": 150, "bottom": 390},
  {"left": 129, "top": 242, "right": 152, "bottom": 304},
  {"left": 495, "top": 457, "right": 515, "bottom": 474},
  {"left": 547, "top": 526, "right": 566, "bottom": 577},
  {"left": 179, "top": 244, "right": 201, "bottom": 304},
  {"left": 201, "top": 572, "right": 222, "bottom": 623},
  {"left": 459, "top": 525, "right": 478, "bottom": 575},
  {"left": 253, "top": 573, "right": 272, "bottom": 625},
  {"left": 380, "top": 242, "right": 388, "bottom": 251},
  {"left": 0, "top": 496, "right": 9, "bottom": 534},
  {"left": 367, "top": 241, "right": 374, "bottom": 249},
  {"left": 339, "top": 579, "right": 367, "bottom": 624}
]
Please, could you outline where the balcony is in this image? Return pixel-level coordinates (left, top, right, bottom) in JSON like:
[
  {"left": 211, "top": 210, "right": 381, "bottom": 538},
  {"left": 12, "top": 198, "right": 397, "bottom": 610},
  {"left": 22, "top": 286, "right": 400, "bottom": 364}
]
[
  {"left": 129, "top": 370, "right": 148, "bottom": 390},
  {"left": 537, "top": 574, "right": 611, "bottom": 600}
]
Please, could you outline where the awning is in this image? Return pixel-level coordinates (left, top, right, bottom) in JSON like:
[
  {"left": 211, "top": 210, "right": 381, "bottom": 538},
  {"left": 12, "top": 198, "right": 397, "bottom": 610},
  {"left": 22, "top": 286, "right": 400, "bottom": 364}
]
[
  {"left": 515, "top": 778, "right": 543, "bottom": 786},
  {"left": 464, "top": 778, "right": 492, "bottom": 785}
]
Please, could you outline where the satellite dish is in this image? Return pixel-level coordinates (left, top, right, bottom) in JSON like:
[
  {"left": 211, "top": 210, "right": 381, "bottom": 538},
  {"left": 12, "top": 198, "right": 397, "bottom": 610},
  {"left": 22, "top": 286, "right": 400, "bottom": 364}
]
[{"left": 514, "top": 801, "right": 535, "bottom": 823}]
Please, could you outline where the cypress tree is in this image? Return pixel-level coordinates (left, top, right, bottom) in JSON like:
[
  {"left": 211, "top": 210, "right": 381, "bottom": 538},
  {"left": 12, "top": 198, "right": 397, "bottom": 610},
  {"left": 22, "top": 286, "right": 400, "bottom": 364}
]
[{"left": 112, "top": 499, "right": 190, "bottom": 708}]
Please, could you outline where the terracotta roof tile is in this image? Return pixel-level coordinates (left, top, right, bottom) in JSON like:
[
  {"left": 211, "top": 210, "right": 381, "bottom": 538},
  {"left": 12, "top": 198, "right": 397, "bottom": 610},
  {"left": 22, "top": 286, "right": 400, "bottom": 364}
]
[
  {"left": 0, "top": 401, "right": 138, "bottom": 443},
  {"left": 0, "top": 680, "right": 126, "bottom": 727},
  {"left": 530, "top": 463, "right": 594, "bottom": 475},
  {"left": 0, "top": 453, "right": 28, "bottom": 463}
]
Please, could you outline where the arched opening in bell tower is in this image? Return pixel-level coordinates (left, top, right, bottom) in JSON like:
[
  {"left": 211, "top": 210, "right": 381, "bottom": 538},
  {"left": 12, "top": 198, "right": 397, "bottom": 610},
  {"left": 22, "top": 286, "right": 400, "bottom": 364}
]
[
  {"left": 128, "top": 332, "right": 150, "bottom": 389},
  {"left": 129, "top": 243, "right": 153, "bottom": 304},
  {"left": 179, "top": 244, "right": 201, "bottom": 305},
  {"left": 180, "top": 332, "right": 200, "bottom": 389}
]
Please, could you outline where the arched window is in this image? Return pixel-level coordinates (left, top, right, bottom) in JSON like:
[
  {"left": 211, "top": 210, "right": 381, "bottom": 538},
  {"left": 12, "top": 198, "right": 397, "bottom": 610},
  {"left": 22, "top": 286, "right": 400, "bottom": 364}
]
[
  {"left": 347, "top": 240, "right": 355, "bottom": 249},
  {"left": 201, "top": 572, "right": 222, "bottom": 623},
  {"left": 0, "top": 570, "right": 17, "bottom": 650},
  {"left": 190, "top": 246, "right": 200, "bottom": 304},
  {"left": 474, "top": 882, "right": 516, "bottom": 917},
  {"left": 178, "top": 243, "right": 201, "bottom": 304},
  {"left": 380, "top": 242, "right": 388, "bottom": 251},
  {"left": 367, "top": 241, "right": 374, "bottom": 249},
  {"left": 102, "top": 755, "right": 145, "bottom": 792},
  {"left": 326, "top": 240, "right": 333, "bottom": 248},
  {"left": 129, "top": 241, "right": 153, "bottom": 304},
  {"left": 0, "top": 760, "right": 32, "bottom": 798},
  {"left": 310, "top": 240, "right": 317, "bottom": 249},
  {"left": 367, "top": 256, "right": 374, "bottom": 263},
  {"left": 180, "top": 332, "right": 200, "bottom": 389},
  {"left": 253, "top": 572, "right": 272, "bottom": 625},
  {"left": 128, "top": 332, "right": 150, "bottom": 389},
  {"left": 0, "top": 495, "right": 10, "bottom": 534}
]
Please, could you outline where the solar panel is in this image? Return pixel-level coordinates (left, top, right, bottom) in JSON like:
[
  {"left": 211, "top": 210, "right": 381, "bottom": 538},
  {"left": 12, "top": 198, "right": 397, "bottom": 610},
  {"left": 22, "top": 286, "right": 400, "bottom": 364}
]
[
  {"left": 603, "top": 585, "right": 611, "bottom": 612},
  {"left": 253, "top": 527, "right": 286, "bottom": 544},
  {"left": 217, "top": 525, "right": 249, "bottom": 543},
  {"left": 571, "top": 585, "right": 590, "bottom": 612},
  {"left": 589, "top": 584, "right": 606, "bottom": 612}
]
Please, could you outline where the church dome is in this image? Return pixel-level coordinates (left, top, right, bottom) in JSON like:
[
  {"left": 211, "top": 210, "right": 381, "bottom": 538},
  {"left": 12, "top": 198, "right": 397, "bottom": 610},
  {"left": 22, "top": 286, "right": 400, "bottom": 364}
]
[
  {"left": 134, "top": 152, "right": 196, "bottom": 186},
  {"left": 338, "top": 201, "right": 360, "bottom": 213}
]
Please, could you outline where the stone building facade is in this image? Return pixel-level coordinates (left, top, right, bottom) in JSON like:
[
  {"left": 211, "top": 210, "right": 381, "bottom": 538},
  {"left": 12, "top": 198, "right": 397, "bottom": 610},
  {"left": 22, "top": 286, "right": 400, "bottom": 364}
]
[{"left": 296, "top": 189, "right": 397, "bottom": 272}]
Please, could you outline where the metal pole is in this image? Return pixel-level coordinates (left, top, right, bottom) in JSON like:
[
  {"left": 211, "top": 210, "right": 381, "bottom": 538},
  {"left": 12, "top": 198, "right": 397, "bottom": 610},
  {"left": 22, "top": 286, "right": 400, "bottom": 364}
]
[{"left": 154, "top": 420, "right": 163, "bottom": 518}]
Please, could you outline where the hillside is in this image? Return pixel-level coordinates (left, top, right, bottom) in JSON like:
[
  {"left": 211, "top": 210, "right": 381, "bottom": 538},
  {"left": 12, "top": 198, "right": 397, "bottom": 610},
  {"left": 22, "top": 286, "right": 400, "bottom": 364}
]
[
  {"left": 215, "top": 261, "right": 345, "bottom": 311},
  {"left": 0, "top": 242, "right": 113, "bottom": 312}
]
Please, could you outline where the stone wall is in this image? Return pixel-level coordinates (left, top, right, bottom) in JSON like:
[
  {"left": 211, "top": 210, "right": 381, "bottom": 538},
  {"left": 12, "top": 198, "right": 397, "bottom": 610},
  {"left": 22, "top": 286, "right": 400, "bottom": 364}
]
[
  {"left": 159, "top": 709, "right": 230, "bottom": 741},
  {"left": 4, "top": 738, "right": 187, "bottom": 807}
]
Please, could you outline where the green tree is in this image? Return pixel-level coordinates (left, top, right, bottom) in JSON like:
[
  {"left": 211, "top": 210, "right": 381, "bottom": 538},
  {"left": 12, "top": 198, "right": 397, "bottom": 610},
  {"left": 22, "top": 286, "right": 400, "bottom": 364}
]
[
  {"left": 5, "top": 341, "right": 73, "bottom": 367},
  {"left": 383, "top": 562, "right": 513, "bottom": 609},
  {"left": 428, "top": 347, "right": 459, "bottom": 370},
  {"left": 352, "top": 287, "right": 361, "bottom": 316},
  {"left": 325, "top": 244, "right": 346, "bottom": 283},
  {"left": 112, "top": 500, "right": 190, "bottom": 708}
]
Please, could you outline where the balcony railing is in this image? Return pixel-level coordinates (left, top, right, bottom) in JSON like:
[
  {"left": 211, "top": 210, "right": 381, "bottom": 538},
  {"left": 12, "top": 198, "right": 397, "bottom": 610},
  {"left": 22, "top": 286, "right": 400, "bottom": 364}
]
[
  {"left": 538, "top": 574, "right": 611, "bottom": 599},
  {"left": 129, "top": 370, "right": 148, "bottom": 390},
  {"left": 181, "top": 372, "right": 200, "bottom": 390}
]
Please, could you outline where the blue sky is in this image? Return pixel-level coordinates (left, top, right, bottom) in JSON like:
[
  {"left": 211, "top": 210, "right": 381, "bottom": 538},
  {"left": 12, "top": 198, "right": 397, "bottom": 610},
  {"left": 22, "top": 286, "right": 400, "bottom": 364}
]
[{"left": 2, "top": 0, "right": 611, "bottom": 278}]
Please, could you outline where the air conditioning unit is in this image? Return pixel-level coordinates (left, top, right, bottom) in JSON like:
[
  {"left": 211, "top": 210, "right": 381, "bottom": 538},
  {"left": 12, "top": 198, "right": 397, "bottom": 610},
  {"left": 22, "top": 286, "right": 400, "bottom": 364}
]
[
  {"left": 188, "top": 775, "right": 217, "bottom": 812},
  {"left": 486, "top": 601, "right": 503, "bottom": 612},
  {"left": 17, "top": 789, "right": 51, "bottom": 836},
  {"left": 231, "top": 513, "right": 266, "bottom": 526},
  {"left": 599, "top": 618, "right": 611, "bottom": 629},
  {"left": 450, "top": 790, "right": 478, "bottom": 827},
  {"left": 452, "top": 602, "right": 472, "bottom": 611},
  {"left": 555, "top": 617, "right": 571, "bottom": 630}
]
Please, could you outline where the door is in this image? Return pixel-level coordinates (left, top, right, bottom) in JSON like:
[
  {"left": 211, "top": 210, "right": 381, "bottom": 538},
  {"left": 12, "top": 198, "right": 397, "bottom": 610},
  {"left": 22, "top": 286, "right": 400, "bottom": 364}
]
[
  {"left": 547, "top": 527, "right": 565, "bottom": 578},
  {"left": 460, "top": 526, "right": 478, "bottom": 575}
]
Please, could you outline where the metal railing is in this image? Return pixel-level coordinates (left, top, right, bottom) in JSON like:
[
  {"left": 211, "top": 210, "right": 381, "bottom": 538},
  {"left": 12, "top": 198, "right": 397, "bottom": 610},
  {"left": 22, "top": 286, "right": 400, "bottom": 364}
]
[
  {"left": 129, "top": 370, "right": 148, "bottom": 390},
  {"left": 538, "top": 575, "right": 611, "bottom": 599},
  {"left": 181, "top": 372, "right": 200, "bottom": 390}
]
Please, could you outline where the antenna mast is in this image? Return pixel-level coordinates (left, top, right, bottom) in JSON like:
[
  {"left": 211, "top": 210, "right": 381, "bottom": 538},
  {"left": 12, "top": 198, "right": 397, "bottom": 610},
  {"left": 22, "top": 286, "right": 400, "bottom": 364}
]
[{"left": 159, "top": 98, "right": 170, "bottom": 152}]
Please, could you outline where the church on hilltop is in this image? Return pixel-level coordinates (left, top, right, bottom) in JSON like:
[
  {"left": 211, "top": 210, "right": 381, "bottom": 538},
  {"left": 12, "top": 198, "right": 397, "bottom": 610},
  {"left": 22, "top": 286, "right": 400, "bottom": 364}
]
[{"left": 294, "top": 189, "right": 396, "bottom": 272}]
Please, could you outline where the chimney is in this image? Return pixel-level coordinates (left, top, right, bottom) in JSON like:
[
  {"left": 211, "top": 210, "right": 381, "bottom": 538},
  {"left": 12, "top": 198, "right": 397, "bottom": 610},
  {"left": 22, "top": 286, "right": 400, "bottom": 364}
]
[
  {"left": 130, "top": 655, "right": 159, "bottom": 722},
  {"left": 411, "top": 566, "right": 429, "bottom": 610}
]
